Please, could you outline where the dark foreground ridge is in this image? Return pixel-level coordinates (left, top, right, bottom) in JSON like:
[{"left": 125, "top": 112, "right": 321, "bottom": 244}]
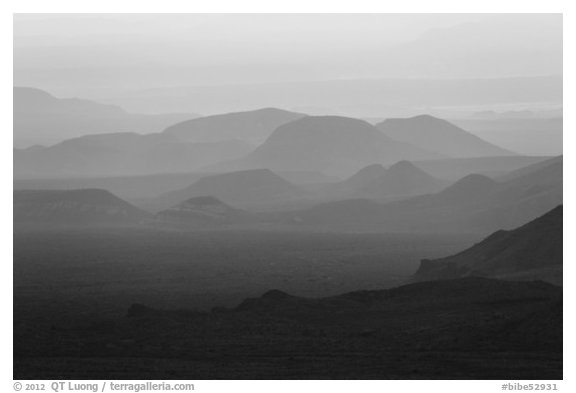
[
  {"left": 413, "top": 206, "right": 562, "bottom": 285},
  {"left": 14, "top": 277, "right": 562, "bottom": 379}
]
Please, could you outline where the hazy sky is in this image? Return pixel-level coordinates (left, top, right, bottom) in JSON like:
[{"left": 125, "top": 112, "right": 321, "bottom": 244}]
[{"left": 14, "top": 14, "right": 562, "bottom": 90}]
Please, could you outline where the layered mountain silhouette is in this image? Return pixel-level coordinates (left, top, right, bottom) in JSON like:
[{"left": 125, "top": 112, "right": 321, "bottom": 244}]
[
  {"left": 451, "top": 116, "right": 562, "bottom": 156},
  {"left": 14, "top": 171, "right": 213, "bottom": 200},
  {"left": 377, "top": 114, "right": 515, "bottom": 158},
  {"left": 155, "top": 196, "right": 255, "bottom": 227},
  {"left": 276, "top": 170, "right": 341, "bottom": 185},
  {"left": 163, "top": 108, "right": 306, "bottom": 144},
  {"left": 317, "top": 161, "right": 444, "bottom": 200},
  {"left": 498, "top": 155, "right": 562, "bottom": 184},
  {"left": 413, "top": 206, "right": 562, "bottom": 285},
  {"left": 431, "top": 174, "right": 502, "bottom": 205},
  {"left": 412, "top": 156, "right": 551, "bottom": 181},
  {"left": 14, "top": 189, "right": 149, "bottom": 225},
  {"left": 14, "top": 106, "right": 312, "bottom": 179},
  {"left": 320, "top": 164, "right": 388, "bottom": 198},
  {"left": 14, "top": 133, "right": 253, "bottom": 178},
  {"left": 295, "top": 156, "right": 562, "bottom": 233},
  {"left": 359, "top": 161, "right": 445, "bottom": 198},
  {"left": 14, "top": 87, "right": 197, "bottom": 147},
  {"left": 218, "top": 116, "right": 442, "bottom": 176},
  {"left": 400, "top": 156, "right": 562, "bottom": 231},
  {"left": 154, "top": 169, "right": 308, "bottom": 211},
  {"left": 15, "top": 104, "right": 534, "bottom": 183}
]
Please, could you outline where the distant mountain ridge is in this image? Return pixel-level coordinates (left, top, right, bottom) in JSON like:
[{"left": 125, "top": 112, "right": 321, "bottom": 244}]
[
  {"left": 163, "top": 107, "right": 306, "bottom": 144},
  {"left": 154, "top": 169, "right": 308, "bottom": 211},
  {"left": 15, "top": 87, "right": 125, "bottom": 116},
  {"left": 317, "top": 161, "right": 444, "bottom": 201},
  {"left": 219, "top": 116, "right": 442, "bottom": 176},
  {"left": 360, "top": 161, "right": 445, "bottom": 198},
  {"left": 320, "top": 164, "right": 388, "bottom": 198},
  {"left": 433, "top": 174, "right": 501, "bottom": 204},
  {"left": 16, "top": 93, "right": 525, "bottom": 183},
  {"left": 294, "top": 156, "right": 562, "bottom": 233},
  {"left": 14, "top": 86, "right": 198, "bottom": 147},
  {"left": 498, "top": 155, "right": 562, "bottom": 183},
  {"left": 411, "top": 156, "right": 551, "bottom": 181},
  {"left": 377, "top": 114, "right": 515, "bottom": 158},
  {"left": 14, "top": 104, "right": 311, "bottom": 179},
  {"left": 14, "top": 133, "right": 254, "bottom": 179}
]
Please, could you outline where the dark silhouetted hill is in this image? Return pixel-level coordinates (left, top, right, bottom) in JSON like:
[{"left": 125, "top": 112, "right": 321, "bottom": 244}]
[
  {"left": 19, "top": 276, "right": 561, "bottom": 379},
  {"left": 413, "top": 206, "right": 562, "bottom": 285}
]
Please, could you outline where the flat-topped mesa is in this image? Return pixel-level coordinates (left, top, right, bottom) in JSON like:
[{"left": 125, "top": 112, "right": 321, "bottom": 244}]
[{"left": 13, "top": 188, "right": 149, "bottom": 225}]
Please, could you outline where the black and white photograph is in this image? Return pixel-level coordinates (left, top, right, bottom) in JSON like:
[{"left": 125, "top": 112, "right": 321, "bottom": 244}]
[{"left": 7, "top": 8, "right": 569, "bottom": 387}]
